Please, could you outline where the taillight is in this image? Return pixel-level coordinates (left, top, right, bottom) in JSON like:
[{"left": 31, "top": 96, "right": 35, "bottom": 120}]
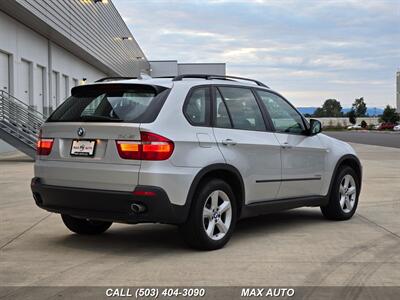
[
  {"left": 116, "top": 131, "right": 174, "bottom": 161},
  {"left": 141, "top": 131, "right": 174, "bottom": 160},
  {"left": 116, "top": 141, "right": 140, "bottom": 159},
  {"left": 37, "top": 138, "right": 54, "bottom": 155}
]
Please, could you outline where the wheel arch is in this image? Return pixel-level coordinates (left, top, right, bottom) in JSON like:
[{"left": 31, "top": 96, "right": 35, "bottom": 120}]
[
  {"left": 328, "top": 154, "right": 362, "bottom": 197},
  {"left": 184, "top": 163, "right": 245, "bottom": 220}
]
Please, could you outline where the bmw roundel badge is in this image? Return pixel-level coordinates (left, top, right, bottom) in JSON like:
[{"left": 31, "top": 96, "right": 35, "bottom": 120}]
[{"left": 77, "top": 127, "right": 85, "bottom": 137}]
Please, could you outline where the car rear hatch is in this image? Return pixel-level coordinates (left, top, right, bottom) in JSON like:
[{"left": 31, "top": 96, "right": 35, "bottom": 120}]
[{"left": 35, "top": 83, "right": 170, "bottom": 191}]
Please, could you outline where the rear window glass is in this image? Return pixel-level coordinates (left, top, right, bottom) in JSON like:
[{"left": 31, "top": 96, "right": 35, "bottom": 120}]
[{"left": 47, "top": 84, "right": 170, "bottom": 123}]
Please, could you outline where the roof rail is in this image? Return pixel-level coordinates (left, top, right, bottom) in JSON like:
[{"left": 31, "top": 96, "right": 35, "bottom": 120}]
[
  {"left": 95, "top": 76, "right": 137, "bottom": 82},
  {"left": 172, "top": 74, "right": 269, "bottom": 88},
  {"left": 95, "top": 75, "right": 177, "bottom": 83}
]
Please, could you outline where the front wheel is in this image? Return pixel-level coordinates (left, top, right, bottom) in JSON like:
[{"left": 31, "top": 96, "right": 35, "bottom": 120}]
[
  {"left": 180, "top": 179, "right": 237, "bottom": 250},
  {"left": 321, "top": 166, "right": 360, "bottom": 220},
  {"left": 61, "top": 214, "right": 112, "bottom": 235}
]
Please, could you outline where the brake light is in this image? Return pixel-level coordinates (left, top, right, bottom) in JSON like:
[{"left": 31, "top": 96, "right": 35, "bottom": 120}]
[
  {"left": 37, "top": 138, "right": 54, "bottom": 155},
  {"left": 116, "top": 131, "right": 174, "bottom": 161}
]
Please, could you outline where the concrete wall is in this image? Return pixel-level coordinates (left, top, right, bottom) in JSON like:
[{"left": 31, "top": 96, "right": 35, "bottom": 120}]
[
  {"left": 150, "top": 61, "right": 226, "bottom": 77},
  {"left": 149, "top": 61, "right": 178, "bottom": 77},
  {"left": 178, "top": 63, "right": 226, "bottom": 76},
  {"left": 311, "top": 117, "right": 380, "bottom": 128}
]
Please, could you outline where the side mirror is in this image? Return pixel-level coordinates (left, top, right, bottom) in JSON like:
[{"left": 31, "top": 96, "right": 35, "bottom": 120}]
[{"left": 309, "top": 119, "right": 322, "bottom": 135}]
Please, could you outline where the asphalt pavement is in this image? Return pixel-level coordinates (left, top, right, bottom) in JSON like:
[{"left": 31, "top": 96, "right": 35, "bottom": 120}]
[
  {"left": 0, "top": 143, "right": 399, "bottom": 290},
  {"left": 325, "top": 131, "right": 400, "bottom": 148}
]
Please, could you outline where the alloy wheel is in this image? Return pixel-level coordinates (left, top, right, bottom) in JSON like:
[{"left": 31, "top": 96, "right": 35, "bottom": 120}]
[
  {"left": 339, "top": 174, "right": 357, "bottom": 213},
  {"left": 202, "top": 190, "right": 233, "bottom": 240}
]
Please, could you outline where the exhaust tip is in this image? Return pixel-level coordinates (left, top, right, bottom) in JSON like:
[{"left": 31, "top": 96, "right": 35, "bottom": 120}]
[
  {"left": 131, "top": 203, "right": 146, "bottom": 213},
  {"left": 33, "top": 193, "right": 43, "bottom": 206}
]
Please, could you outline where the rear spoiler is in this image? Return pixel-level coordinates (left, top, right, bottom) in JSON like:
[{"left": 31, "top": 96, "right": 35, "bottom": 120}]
[{"left": 71, "top": 83, "right": 169, "bottom": 96}]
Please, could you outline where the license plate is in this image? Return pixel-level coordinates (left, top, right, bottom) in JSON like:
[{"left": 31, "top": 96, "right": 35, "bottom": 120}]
[{"left": 70, "top": 140, "right": 96, "bottom": 157}]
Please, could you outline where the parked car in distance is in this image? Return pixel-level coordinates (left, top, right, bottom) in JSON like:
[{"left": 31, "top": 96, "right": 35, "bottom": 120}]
[
  {"left": 373, "top": 123, "right": 381, "bottom": 130},
  {"left": 347, "top": 124, "right": 362, "bottom": 130},
  {"left": 31, "top": 74, "right": 363, "bottom": 250},
  {"left": 393, "top": 124, "right": 400, "bottom": 131},
  {"left": 377, "top": 122, "right": 396, "bottom": 130}
]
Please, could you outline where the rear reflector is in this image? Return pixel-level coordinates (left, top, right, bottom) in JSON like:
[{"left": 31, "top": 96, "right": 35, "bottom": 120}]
[
  {"left": 133, "top": 190, "right": 157, "bottom": 197},
  {"left": 116, "top": 131, "right": 174, "bottom": 161},
  {"left": 37, "top": 138, "right": 54, "bottom": 156}
]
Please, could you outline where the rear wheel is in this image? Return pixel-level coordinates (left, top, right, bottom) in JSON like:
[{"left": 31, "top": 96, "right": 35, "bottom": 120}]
[
  {"left": 180, "top": 179, "right": 237, "bottom": 250},
  {"left": 61, "top": 214, "right": 112, "bottom": 235},
  {"left": 321, "top": 166, "right": 360, "bottom": 220}
]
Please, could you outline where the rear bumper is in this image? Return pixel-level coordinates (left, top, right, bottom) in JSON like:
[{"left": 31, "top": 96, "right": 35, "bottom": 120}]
[{"left": 31, "top": 177, "right": 189, "bottom": 224}]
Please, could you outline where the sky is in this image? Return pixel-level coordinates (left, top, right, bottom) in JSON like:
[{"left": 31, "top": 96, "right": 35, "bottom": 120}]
[{"left": 112, "top": 0, "right": 400, "bottom": 108}]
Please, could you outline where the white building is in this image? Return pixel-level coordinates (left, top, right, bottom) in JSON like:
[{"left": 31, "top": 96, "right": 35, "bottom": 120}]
[
  {"left": 0, "top": 0, "right": 149, "bottom": 114},
  {"left": 0, "top": 0, "right": 226, "bottom": 154},
  {"left": 0, "top": 0, "right": 148, "bottom": 153}
]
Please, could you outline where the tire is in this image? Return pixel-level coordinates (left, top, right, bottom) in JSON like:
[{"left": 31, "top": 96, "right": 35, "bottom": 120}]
[
  {"left": 61, "top": 214, "right": 112, "bottom": 235},
  {"left": 321, "top": 166, "right": 360, "bottom": 220},
  {"left": 180, "top": 179, "right": 237, "bottom": 250}
]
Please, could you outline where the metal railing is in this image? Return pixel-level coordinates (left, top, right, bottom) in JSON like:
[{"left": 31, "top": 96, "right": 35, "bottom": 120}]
[{"left": 0, "top": 90, "right": 45, "bottom": 153}]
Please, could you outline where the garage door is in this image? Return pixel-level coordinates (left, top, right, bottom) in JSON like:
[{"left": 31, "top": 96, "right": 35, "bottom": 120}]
[
  {"left": 20, "top": 60, "right": 31, "bottom": 105},
  {"left": 0, "top": 51, "right": 9, "bottom": 93},
  {"left": 51, "top": 71, "right": 59, "bottom": 109},
  {"left": 61, "top": 74, "right": 69, "bottom": 103},
  {"left": 35, "top": 65, "right": 45, "bottom": 113}
]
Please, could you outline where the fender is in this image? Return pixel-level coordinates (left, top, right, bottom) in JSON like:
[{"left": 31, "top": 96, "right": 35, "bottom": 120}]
[
  {"left": 325, "top": 154, "right": 362, "bottom": 199},
  {"left": 181, "top": 163, "right": 245, "bottom": 221}
]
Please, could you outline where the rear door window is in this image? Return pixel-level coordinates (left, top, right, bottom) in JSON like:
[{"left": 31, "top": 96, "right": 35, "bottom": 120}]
[
  {"left": 215, "top": 89, "right": 232, "bottom": 128},
  {"left": 217, "top": 87, "right": 266, "bottom": 131},
  {"left": 47, "top": 84, "right": 170, "bottom": 123}
]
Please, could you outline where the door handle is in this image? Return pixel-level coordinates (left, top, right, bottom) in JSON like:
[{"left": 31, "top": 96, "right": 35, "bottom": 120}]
[
  {"left": 222, "top": 139, "right": 237, "bottom": 146},
  {"left": 281, "top": 142, "right": 292, "bottom": 150}
]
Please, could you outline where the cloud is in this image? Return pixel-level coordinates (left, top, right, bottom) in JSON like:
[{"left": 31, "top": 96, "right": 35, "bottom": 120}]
[
  {"left": 309, "top": 54, "right": 380, "bottom": 70},
  {"left": 113, "top": 0, "right": 400, "bottom": 107}
]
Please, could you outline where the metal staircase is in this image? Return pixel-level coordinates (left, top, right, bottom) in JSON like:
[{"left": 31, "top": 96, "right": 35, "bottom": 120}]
[{"left": 0, "top": 90, "right": 45, "bottom": 158}]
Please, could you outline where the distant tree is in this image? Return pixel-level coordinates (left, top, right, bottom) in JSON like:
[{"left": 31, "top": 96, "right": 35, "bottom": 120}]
[
  {"left": 352, "top": 97, "right": 367, "bottom": 117},
  {"left": 313, "top": 99, "right": 343, "bottom": 117},
  {"left": 380, "top": 105, "right": 400, "bottom": 123},
  {"left": 348, "top": 109, "right": 356, "bottom": 125},
  {"left": 313, "top": 107, "right": 324, "bottom": 117},
  {"left": 360, "top": 120, "right": 367, "bottom": 128}
]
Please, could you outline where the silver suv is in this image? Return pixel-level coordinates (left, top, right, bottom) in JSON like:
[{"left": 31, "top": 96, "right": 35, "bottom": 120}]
[{"left": 31, "top": 74, "right": 362, "bottom": 250}]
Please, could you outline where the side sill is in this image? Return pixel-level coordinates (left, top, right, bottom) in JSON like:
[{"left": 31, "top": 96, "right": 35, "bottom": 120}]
[{"left": 239, "top": 196, "right": 328, "bottom": 219}]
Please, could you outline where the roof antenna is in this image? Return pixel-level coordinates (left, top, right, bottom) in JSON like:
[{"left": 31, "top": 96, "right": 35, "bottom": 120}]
[{"left": 139, "top": 72, "right": 152, "bottom": 80}]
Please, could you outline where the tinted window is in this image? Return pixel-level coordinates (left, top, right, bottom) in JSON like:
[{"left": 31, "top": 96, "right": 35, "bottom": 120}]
[
  {"left": 184, "top": 87, "right": 210, "bottom": 126},
  {"left": 218, "top": 87, "right": 265, "bottom": 131},
  {"left": 48, "top": 84, "right": 169, "bottom": 123},
  {"left": 215, "top": 89, "right": 232, "bottom": 128},
  {"left": 257, "top": 90, "right": 305, "bottom": 134}
]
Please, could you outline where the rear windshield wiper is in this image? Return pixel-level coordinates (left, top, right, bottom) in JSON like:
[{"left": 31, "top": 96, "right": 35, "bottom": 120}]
[{"left": 80, "top": 115, "right": 123, "bottom": 122}]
